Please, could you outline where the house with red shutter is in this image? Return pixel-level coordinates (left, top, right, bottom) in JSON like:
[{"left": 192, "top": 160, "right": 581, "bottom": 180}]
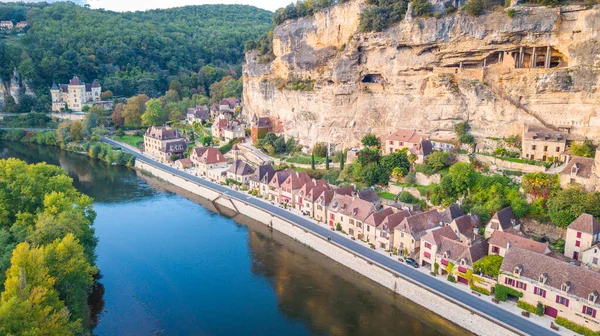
[
  {"left": 435, "top": 236, "right": 488, "bottom": 286},
  {"left": 500, "top": 247, "right": 600, "bottom": 330}
]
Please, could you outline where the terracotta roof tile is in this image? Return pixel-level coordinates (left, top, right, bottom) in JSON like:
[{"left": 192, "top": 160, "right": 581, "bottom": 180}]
[
  {"left": 421, "top": 226, "right": 459, "bottom": 246},
  {"left": 489, "top": 231, "right": 550, "bottom": 254}
]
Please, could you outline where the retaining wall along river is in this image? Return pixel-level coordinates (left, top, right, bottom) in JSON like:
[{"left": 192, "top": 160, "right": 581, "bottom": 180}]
[{"left": 135, "top": 160, "right": 518, "bottom": 336}]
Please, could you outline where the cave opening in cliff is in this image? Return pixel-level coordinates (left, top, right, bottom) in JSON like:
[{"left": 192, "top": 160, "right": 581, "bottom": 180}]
[
  {"left": 361, "top": 74, "right": 384, "bottom": 84},
  {"left": 509, "top": 46, "right": 567, "bottom": 69}
]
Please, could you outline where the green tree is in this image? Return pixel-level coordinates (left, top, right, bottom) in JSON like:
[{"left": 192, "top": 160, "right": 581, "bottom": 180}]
[
  {"left": 69, "top": 121, "right": 84, "bottom": 141},
  {"left": 569, "top": 141, "right": 596, "bottom": 158},
  {"left": 326, "top": 151, "right": 330, "bottom": 170},
  {"left": 83, "top": 110, "right": 98, "bottom": 136},
  {"left": 43, "top": 234, "right": 97, "bottom": 327},
  {"left": 361, "top": 133, "right": 380, "bottom": 147},
  {"left": 312, "top": 142, "right": 328, "bottom": 158},
  {"left": 311, "top": 153, "right": 315, "bottom": 170},
  {"left": 380, "top": 151, "right": 410, "bottom": 176},
  {"left": 360, "top": 163, "right": 389, "bottom": 186},
  {"left": 357, "top": 147, "right": 381, "bottom": 166},
  {"left": 411, "top": 0, "right": 433, "bottom": 16},
  {"left": 426, "top": 151, "right": 450, "bottom": 171},
  {"left": 0, "top": 243, "right": 79, "bottom": 335},
  {"left": 122, "top": 94, "right": 149, "bottom": 128},
  {"left": 465, "top": 0, "right": 486, "bottom": 15},
  {"left": 142, "top": 99, "right": 166, "bottom": 127},
  {"left": 547, "top": 189, "right": 600, "bottom": 227}
]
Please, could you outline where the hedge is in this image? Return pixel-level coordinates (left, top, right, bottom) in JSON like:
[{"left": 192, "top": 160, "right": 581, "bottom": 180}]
[
  {"left": 517, "top": 300, "right": 541, "bottom": 315},
  {"left": 470, "top": 284, "right": 490, "bottom": 296},
  {"left": 555, "top": 316, "right": 598, "bottom": 336},
  {"left": 494, "top": 284, "right": 523, "bottom": 302}
]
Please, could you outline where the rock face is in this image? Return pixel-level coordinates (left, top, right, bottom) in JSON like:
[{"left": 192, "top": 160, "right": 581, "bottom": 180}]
[
  {"left": 243, "top": 0, "right": 600, "bottom": 149},
  {"left": 0, "top": 69, "right": 34, "bottom": 110}
]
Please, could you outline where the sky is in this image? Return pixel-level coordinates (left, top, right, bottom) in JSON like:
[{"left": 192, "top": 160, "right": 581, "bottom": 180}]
[{"left": 87, "top": 0, "right": 291, "bottom": 12}]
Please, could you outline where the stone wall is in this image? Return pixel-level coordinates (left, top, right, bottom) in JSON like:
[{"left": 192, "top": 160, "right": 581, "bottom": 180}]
[
  {"left": 415, "top": 172, "right": 441, "bottom": 186},
  {"left": 136, "top": 159, "right": 518, "bottom": 336},
  {"left": 521, "top": 218, "right": 566, "bottom": 241}
]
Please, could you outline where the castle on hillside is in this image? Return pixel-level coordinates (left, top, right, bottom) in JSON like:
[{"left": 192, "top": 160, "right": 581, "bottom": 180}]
[{"left": 51, "top": 76, "right": 101, "bottom": 112}]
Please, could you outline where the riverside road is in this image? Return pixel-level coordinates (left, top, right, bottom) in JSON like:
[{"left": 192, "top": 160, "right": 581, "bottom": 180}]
[{"left": 104, "top": 138, "right": 557, "bottom": 336}]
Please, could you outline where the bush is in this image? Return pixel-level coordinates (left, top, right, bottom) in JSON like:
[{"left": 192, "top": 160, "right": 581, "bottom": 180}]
[
  {"left": 398, "top": 191, "right": 419, "bottom": 204},
  {"left": 506, "top": 8, "right": 516, "bottom": 18},
  {"left": 313, "top": 142, "right": 328, "bottom": 158},
  {"left": 473, "top": 255, "right": 503, "bottom": 277},
  {"left": 517, "top": 300, "right": 540, "bottom": 315},
  {"left": 335, "top": 223, "right": 342, "bottom": 231},
  {"left": 555, "top": 316, "right": 597, "bottom": 336},
  {"left": 225, "top": 178, "right": 242, "bottom": 186},
  {"left": 536, "top": 302, "right": 544, "bottom": 316},
  {"left": 412, "top": 0, "right": 433, "bottom": 16},
  {"left": 494, "top": 284, "right": 523, "bottom": 302},
  {"left": 447, "top": 275, "right": 456, "bottom": 282},
  {"left": 470, "top": 285, "right": 490, "bottom": 296},
  {"left": 465, "top": 0, "right": 485, "bottom": 16}
]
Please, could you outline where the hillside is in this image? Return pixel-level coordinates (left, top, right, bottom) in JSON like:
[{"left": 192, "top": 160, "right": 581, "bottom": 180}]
[
  {"left": 0, "top": 2, "right": 272, "bottom": 107},
  {"left": 243, "top": 0, "right": 600, "bottom": 149}
]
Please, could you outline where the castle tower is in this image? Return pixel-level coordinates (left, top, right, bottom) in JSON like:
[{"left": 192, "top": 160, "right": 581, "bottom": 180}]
[
  {"left": 67, "top": 76, "right": 86, "bottom": 112},
  {"left": 91, "top": 79, "right": 101, "bottom": 102}
]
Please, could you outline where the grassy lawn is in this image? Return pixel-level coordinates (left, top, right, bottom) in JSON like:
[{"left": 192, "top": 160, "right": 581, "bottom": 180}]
[
  {"left": 114, "top": 135, "right": 144, "bottom": 148},
  {"left": 285, "top": 154, "right": 326, "bottom": 165},
  {"left": 377, "top": 191, "right": 397, "bottom": 200}
]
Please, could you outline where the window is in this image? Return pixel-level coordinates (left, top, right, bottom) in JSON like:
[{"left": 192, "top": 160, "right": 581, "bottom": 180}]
[
  {"left": 349, "top": 219, "right": 355, "bottom": 225},
  {"left": 556, "top": 146, "right": 560, "bottom": 152},
  {"left": 380, "top": 231, "right": 387, "bottom": 238},
  {"left": 577, "top": 232, "right": 582, "bottom": 238},
  {"left": 458, "top": 266, "right": 467, "bottom": 273},
  {"left": 441, "top": 259, "right": 448, "bottom": 266},
  {"left": 492, "top": 246, "right": 500, "bottom": 254},
  {"left": 424, "top": 251, "right": 431, "bottom": 259},
  {"left": 583, "top": 306, "right": 597, "bottom": 318},
  {"left": 400, "top": 232, "right": 404, "bottom": 238},
  {"left": 594, "top": 258, "right": 598, "bottom": 265},
  {"left": 576, "top": 240, "right": 581, "bottom": 247},
  {"left": 556, "top": 295, "right": 569, "bottom": 307},
  {"left": 504, "top": 278, "right": 526, "bottom": 290},
  {"left": 424, "top": 242, "right": 431, "bottom": 249},
  {"left": 544, "top": 146, "right": 548, "bottom": 151},
  {"left": 534, "top": 287, "right": 546, "bottom": 298},
  {"left": 367, "top": 226, "right": 370, "bottom": 232},
  {"left": 532, "top": 145, "right": 536, "bottom": 150}
]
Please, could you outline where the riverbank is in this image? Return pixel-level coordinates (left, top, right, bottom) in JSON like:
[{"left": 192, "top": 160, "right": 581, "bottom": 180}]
[
  {"left": 114, "top": 137, "right": 554, "bottom": 336},
  {"left": 0, "top": 129, "right": 135, "bottom": 167}
]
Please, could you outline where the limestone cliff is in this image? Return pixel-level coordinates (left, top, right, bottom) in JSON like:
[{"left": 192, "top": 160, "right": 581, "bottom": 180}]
[{"left": 243, "top": 0, "right": 600, "bottom": 149}]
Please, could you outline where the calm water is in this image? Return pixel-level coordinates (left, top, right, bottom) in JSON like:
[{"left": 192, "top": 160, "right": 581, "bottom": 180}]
[{"left": 0, "top": 141, "right": 468, "bottom": 336}]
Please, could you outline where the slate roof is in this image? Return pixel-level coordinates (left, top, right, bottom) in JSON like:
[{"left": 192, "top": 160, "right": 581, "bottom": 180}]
[
  {"left": 254, "top": 117, "right": 271, "bottom": 128},
  {"left": 334, "top": 185, "right": 356, "bottom": 196},
  {"left": 146, "top": 126, "right": 181, "bottom": 140},
  {"left": 228, "top": 160, "right": 254, "bottom": 176},
  {"left": 501, "top": 247, "right": 600, "bottom": 300},
  {"left": 91, "top": 79, "right": 101, "bottom": 88},
  {"left": 164, "top": 139, "right": 187, "bottom": 153},
  {"left": 249, "top": 164, "right": 276, "bottom": 184},
  {"left": 452, "top": 214, "right": 482, "bottom": 242},
  {"left": 568, "top": 214, "right": 600, "bottom": 235},
  {"left": 488, "top": 231, "right": 550, "bottom": 255},
  {"left": 437, "top": 237, "right": 488, "bottom": 267},
  {"left": 561, "top": 156, "right": 595, "bottom": 178},
  {"left": 192, "top": 147, "right": 209, "bottom": 158},
  {"left": 69, "top": 76, "right": 83, "bottom": 86},
  {"left": 489, "top": 206, "right": 520, "bottom": 231},
  {"left": 441, "top": 204, "right": 465, "bottom": 224},
  {"left": 523, "top": 125, "right": 566, "bottom": 142},
  {"left": 358, "top": 188, "right": 380, "bottom": 203}
]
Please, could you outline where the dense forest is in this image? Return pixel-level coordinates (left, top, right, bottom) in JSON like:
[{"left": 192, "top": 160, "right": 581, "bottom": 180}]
[
  {"left": 0, "top": 2, "right": 272, "bottom": 109},
  {"left": 0, "top": 159, "right": 98, "bottom": 334}
]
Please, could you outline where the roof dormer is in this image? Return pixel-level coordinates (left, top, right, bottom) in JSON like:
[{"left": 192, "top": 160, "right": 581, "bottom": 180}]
[
  {"left": 561, "top": 281, "right": 571, "bottom": 293},
  {"left": 443, "top": 251, "right": 450, "bottom": 259},
  {"left": 513, "top": 265, "right": 522, "bottom": 277},
  {"left": 539, "top": 273, "right": 548, "bottom": 284},
  {"left": 589, "top": 291, "right": 598, "bottom": 303},
  {"left": 460, "top": 258, "right": 467, "bottom": 266}
]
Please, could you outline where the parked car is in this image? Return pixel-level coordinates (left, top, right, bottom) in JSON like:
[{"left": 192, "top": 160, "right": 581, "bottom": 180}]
[{"left": 405, "top": 258, "right": 419, "bottom": 268}]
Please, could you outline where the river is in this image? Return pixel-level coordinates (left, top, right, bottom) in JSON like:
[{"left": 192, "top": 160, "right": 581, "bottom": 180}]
[{"left": 0, "top": 141, "right": 469, "bottom": 336}]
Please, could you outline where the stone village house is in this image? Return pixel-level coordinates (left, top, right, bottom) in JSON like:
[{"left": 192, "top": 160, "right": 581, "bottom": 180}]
[
  {"left": 143, "top": 126, "right": 187, "bottom": 163},
  {"left": 500, "top": 248, "right": 600, "bottom": 331}
]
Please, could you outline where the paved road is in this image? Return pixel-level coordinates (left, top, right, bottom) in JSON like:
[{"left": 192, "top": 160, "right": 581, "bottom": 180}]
[{"left": 104, "top": 138, "right": 557, "bottom": 336}]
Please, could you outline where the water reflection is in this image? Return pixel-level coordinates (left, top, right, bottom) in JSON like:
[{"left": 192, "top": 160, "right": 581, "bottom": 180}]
[
  {"left": 0, "top": 141, "right": 155, "bottom": 203},
  {"left": 0, "top": 141, "right": 468, "bottom": 336}
]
